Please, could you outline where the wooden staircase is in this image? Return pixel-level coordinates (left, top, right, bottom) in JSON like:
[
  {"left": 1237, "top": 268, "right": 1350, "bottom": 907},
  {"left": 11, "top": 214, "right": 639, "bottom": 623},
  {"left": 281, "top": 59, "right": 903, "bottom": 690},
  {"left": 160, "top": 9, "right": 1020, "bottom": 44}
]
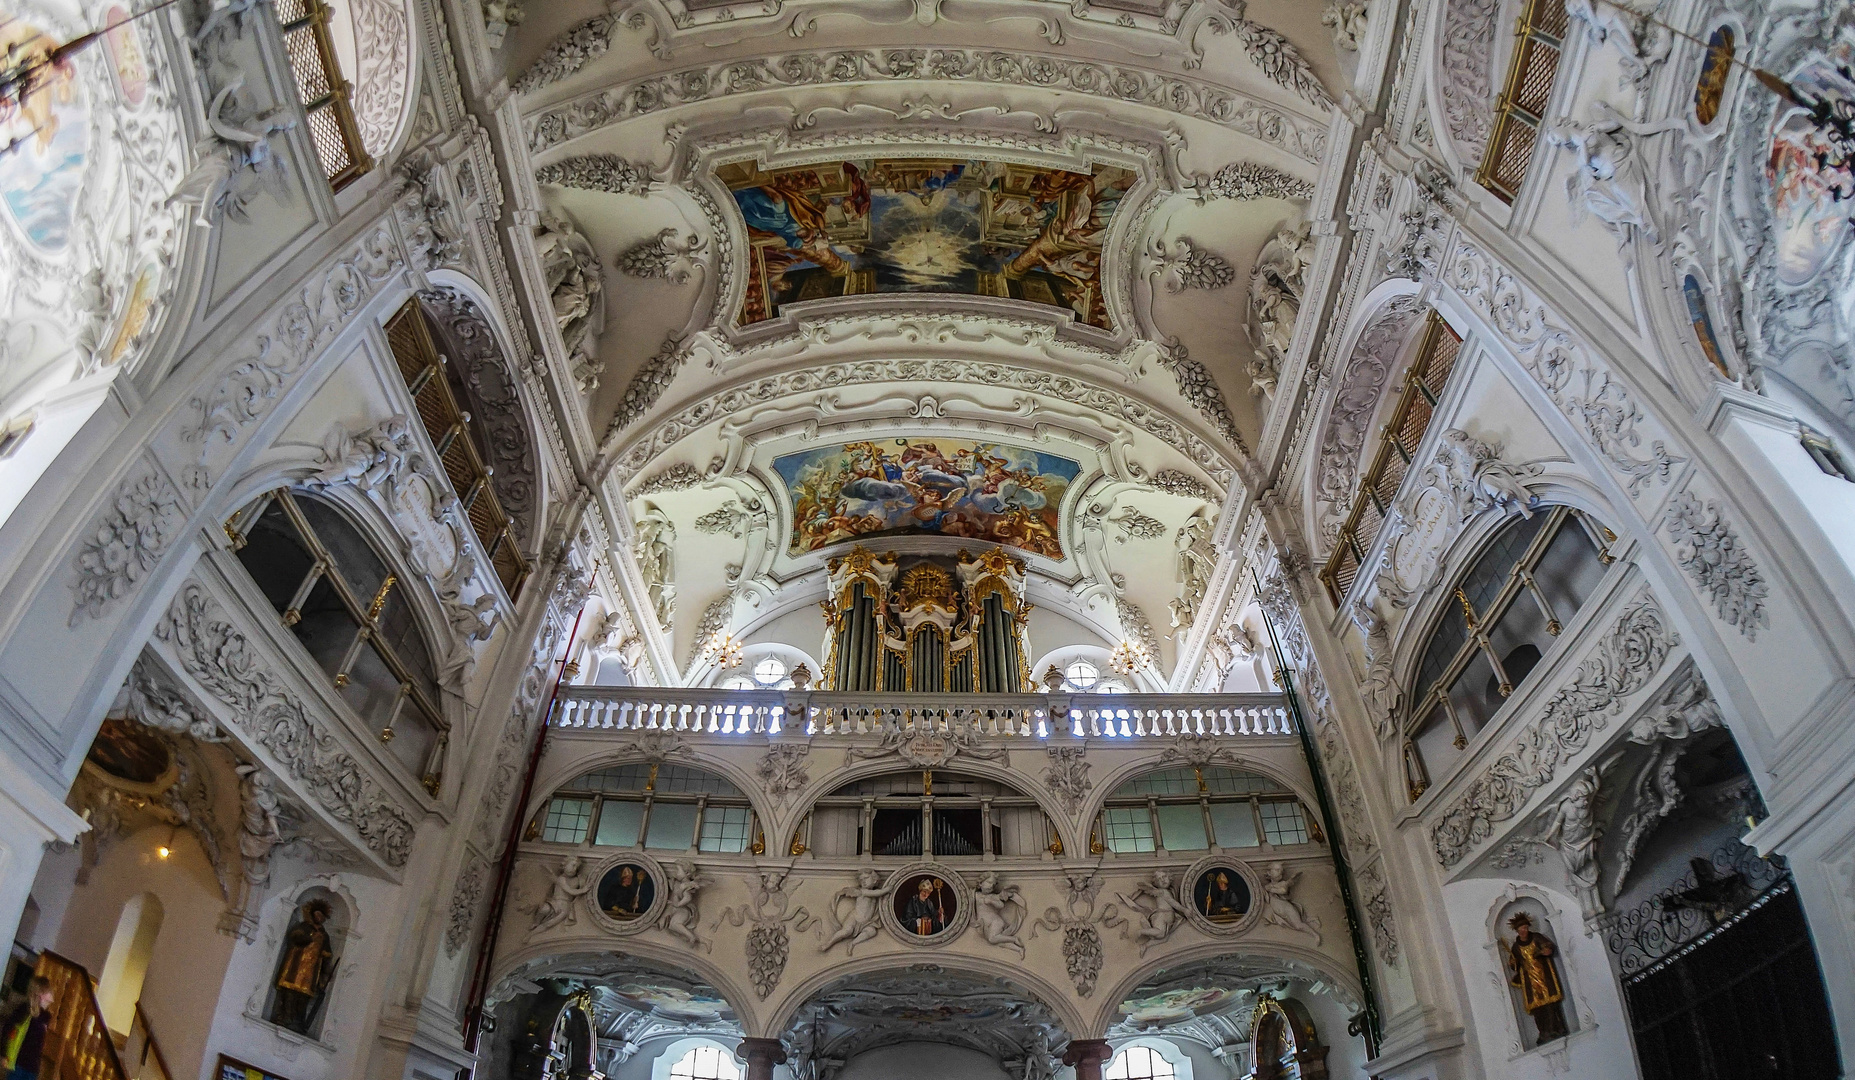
[{"left": 29, "top": 952, "right": 169, "bottom": 1080}]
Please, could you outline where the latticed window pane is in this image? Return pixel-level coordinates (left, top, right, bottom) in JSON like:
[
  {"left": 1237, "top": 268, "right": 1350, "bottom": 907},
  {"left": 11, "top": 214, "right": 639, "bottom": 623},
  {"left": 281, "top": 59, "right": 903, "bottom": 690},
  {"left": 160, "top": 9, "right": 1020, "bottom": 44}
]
[
  {"left": 1512, "top": 40, "right": 1561, "bottom": 116},
  {"left": 542, "top": 797, "right": 593, "bottom": 844},
  {"left": 1102, "top": 807, "right": 1156, "bottom": 853},
  {"left": 577, "top": 763, "right": 654, "bottom": 792},
  {"left": 656, "top": 765, "right": 741, "bottom": 795},
  {"left": 699, "top": 806, "right": 752, "bottom": 852},
  {"left": 669, "top": 1046, "right": 742, "bottom": 1080},
  {"left": 281, "top": 27, "right": 330, "bottom": 102},
  {"left": 1201, "top": 768, "right": 1279, "bottom": 795},
  {"left": 272, "top": 0, "right": 309, "bottom": 23},
  {"left": 305, "top": 104, "right": 353, "bottom": 179},
  {"left": 1115, "top": 767, "right": 1198, "bottom": 797},
  {"left": 1260, "top": 800, "right": 1310, "bottom": 846}
]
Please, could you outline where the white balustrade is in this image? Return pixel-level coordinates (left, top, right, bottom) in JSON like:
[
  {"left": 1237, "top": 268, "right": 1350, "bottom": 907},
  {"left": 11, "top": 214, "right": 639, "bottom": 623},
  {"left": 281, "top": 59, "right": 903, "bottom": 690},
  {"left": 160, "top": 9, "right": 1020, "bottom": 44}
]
[{"left": 549, "top": 688, "right": 1293, "bottom": 741}]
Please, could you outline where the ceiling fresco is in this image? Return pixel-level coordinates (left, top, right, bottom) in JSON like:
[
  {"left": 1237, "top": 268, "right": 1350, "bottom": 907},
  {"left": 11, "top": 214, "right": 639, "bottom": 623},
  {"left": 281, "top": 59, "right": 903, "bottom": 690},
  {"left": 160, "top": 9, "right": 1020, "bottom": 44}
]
[
  {"left": 772, "top": 438, "right": 1081, "bottom": 559},
  {"left": 720, "top": 158, "right": 1136, "bottom": 330}
]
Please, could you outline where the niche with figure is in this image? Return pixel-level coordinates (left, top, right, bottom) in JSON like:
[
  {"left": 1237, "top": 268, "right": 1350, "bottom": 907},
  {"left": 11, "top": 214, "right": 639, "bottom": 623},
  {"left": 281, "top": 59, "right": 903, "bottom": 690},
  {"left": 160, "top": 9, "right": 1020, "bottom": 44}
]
[
  {"left": 263, "top": 887, "right": 349, "bottom": 1040},
  {"left": 1495, "top": 898, "right": 1576, "bottom": 1050}
]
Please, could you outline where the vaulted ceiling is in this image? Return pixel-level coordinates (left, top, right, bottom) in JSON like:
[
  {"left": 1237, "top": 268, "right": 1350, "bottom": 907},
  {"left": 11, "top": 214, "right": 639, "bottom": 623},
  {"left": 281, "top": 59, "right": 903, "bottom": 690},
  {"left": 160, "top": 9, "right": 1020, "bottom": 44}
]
[{"left": 494, "top": 0, "right": 1346, "bottom": 683}]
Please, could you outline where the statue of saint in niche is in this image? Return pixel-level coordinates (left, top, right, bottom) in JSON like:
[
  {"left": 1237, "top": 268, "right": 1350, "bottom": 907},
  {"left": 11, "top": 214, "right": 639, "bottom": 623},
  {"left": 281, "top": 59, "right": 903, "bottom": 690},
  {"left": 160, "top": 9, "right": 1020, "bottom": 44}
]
[
  {"left": 597, "top": 863, "right": 655, "bottom": 920},
  {"left": 271, "top": 899, "right": 336, "bottom": 1035},
  {"left": 896, "top": 875, "right": 951, "bottom": 937},
  {"left": 1505, "top": 912, "right": 1569, "bottom": 1044}
]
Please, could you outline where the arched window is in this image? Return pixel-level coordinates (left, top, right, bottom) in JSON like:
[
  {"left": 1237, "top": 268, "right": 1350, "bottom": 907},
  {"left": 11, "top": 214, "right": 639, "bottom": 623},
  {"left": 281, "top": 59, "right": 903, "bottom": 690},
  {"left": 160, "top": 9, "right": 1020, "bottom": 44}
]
[
  {"left": 1405, "top": 505, "right": 1612, "bottom": 797},
  {"left": 226, "top": 489, "right": 447, "bottom": 787},
  {"left": 96, "top": 893, "right": 162, "bottom": 1035},
  {"left": 803, "top": 771, "right": 1054, "bottom": 858},
  {"left": 1096, "top": 766, "right": 1313, "bottom": 855},
  {"left": 667, "top": 1046, "right": 742, "bottom": 1080},
  {"left": 535, "top": 764, "right": 755, "bottom": 853},
  {"left": 1106, "top": 1045, "right": 1182, "bottom": 1080}
]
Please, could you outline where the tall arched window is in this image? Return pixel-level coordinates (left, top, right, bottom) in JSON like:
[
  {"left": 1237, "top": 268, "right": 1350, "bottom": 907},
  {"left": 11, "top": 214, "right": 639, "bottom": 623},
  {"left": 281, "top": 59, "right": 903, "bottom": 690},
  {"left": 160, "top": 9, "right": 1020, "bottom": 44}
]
[
  {"left": 96, "top": 893, "right": 162, "bottom": 1035},
  {"left": 535, "top": 764, "right": 756, "bottom": 853},
  {"left": 226, "top": 489, "right": 447, "bottom": 788},
  {"left": 1405, "top": 505, "right": 1612, "bottom": 797},
  {"left": 1095, "top": 766, "right": 1313, "bottom": 855}
]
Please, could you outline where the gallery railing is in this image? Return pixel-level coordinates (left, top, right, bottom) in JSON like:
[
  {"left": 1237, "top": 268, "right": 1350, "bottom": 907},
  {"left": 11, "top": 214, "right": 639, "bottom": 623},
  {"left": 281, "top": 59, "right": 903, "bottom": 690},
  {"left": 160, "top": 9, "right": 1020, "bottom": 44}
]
[
  {"left": 1602, "top": 840, "right": 1789, "bottom": 980},
  {"left": 550, "top": 687, "right": 1293, "bottom": 739}
]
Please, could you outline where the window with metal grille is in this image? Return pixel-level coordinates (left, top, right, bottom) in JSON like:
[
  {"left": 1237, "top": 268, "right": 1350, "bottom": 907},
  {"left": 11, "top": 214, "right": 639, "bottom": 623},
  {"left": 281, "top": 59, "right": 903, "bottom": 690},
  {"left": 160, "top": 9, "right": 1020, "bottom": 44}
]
[
  {"left": 226, "top": 488, "right": 449, "bottom": 792},
  {"left": 1403, "top": 505, "right": 1614, "bottom": 799},
  {"left": 1320, "top": 312, "right": 1464, "bottom": 605},
  {"left": 272, "top": 0, "right": 368, "bottom": 189},
  {"left": 532, "top": 763, "right": 757, "bottom": 854},
  {"left": 1097, "top": 766, "right": 1316, "bottom": 854},
  {"left": 1476, "top": 0, "right": 1569, "bottom": 202},
  {"left": 383, "top": 300, "right": 530, "bottom": 597}
]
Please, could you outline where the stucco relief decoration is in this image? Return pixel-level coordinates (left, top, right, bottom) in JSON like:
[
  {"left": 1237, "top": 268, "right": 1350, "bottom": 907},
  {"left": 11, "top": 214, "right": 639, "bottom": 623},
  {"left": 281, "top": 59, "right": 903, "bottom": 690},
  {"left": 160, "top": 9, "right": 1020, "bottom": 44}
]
[
  {"left": 971, "top": 872, "right": 1028, "bottom": 957},
  {"left": 1662, "top": 489, "right": 1769, "bottom": 640},
  {"left": 1247, "top": 221, "right": 1315, "bottom": 398},
  {"left": 69, "top": 468, "right": 184, "bottom": 626},
  {"left": 711, "top": 870, "right": 814, "bottom": 998},
  {"left": 1609, "top": 668, "right": 1724, "bottom": 894},
  {"left": 1545, "top": 102, "right": 1683, "bottom": 259},
  {"left": 1314, "top": 294, "right": 1423, "bottom": 545},
  {"left": 1148, "top": 237, "right": 1235, "bottom": 292},
  {"left": 1258, "top": 863, "right": 1322, "bottom": 943},
  {"left": 1116, "top": 870, "right": 1193, "bottom": 956},
  {"left": 156, "top": 584, "right": 418, "bottom": 867},
  {"left": 619, "top": 227, "right": 707, "bottom": 284},
  {"left": 1030, "top": 872, "right": 1124, "bottom": 996},
  {"left": 165, "top": 75, "right": 295, "bottom": 229},
  {"left": 1439, "top": 0, "right": 1497, "bottom": 164},
  {"left": 720, "top": 158, "right": 1135, "bottom": 331},
  {"left": 187, "top": 228, "right": 403, "bottom": 466},
  {"left": 1170, "top": 507, "right": 1216, "bottom": 631},
  {"left": 349, "top": 0, "right": 409, "bottom": 156},
  {"left": 1376, "top": 429, "right": 1541, "bottom": 608},
  {"left": 535, "top": 213, "right": 605, "bottom": 392},
  {"left": 535, "top": 154, "right": 654, "bottom": 196},
  {"left": 635, "top": 503, "right": 677, "bottom": 630},
  {"left": 1148, "top": 469, "right": 1215, "bottom": 501},
  {"left": 395, "top": 155, "right": 464, "bottom": 272},
  {"left": 755, "top": 742, "right": 811, "bottom": 804},
  {"left": 1042, "top": 745, "right": 1092, "bottom": 814},
  {"left": 1563, "top": 0, "right": 1669, "bottom": 83},
  {"left": 1192, "top": 7, "right": 1336, "bottom": 109},
  {"left": 1194, "top": 162, "right": 1315, "bottom": 202},
  {"left": 419, "top": 288, "right": 536, "bottom": 543},
  {"left": 1349, "top": 598, "right": 1399, "bottom": 739},
  {"left": 1430, "top": 593, "right": 1675, "bottom": 868},
  {"left": 1322, "top": 0, "right": 1369, "bottom": 51},
  {"left": 526, "top": 50, "right": 1329, "bottom": 164},
  {"left": 1447, "top": 240, "right": 1685, "bottom": 499},
  {"left": 446, "top": 856, "right": 490, "bottom": 954},
  {"left": 309, "top": 415, "right": 481, "bottom": 590}
]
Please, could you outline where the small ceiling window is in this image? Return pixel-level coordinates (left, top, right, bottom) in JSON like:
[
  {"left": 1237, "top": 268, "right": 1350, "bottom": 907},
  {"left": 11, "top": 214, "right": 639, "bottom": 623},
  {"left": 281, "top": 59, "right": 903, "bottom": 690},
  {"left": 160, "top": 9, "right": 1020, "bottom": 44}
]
[
  {"left": 1106, "top": 1046, "right": 1178, "bottom": 1080},
  {"left": 668, "top": 1046, "right": 741, "bottom": 1080},
  {"left": 753, "top": 656, "right": 788, "bottom": 686}
]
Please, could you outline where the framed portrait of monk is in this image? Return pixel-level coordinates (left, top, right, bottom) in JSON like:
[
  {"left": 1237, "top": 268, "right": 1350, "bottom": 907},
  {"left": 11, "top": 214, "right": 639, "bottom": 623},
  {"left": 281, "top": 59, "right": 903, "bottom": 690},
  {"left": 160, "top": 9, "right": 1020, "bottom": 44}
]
[{"left": 596, "top": 862, "right": 656, "bottom": 920}]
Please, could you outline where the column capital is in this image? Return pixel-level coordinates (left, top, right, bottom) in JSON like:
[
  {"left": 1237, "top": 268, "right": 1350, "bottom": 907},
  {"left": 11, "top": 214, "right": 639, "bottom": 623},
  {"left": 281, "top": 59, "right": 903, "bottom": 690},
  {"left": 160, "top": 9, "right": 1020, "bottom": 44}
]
[
  {"left": 1062, "top": 1039, "right": 1113, "bottom": 1069},
  {"left": 737, "top": 1037, "right": 788, "bottom": 1070}
]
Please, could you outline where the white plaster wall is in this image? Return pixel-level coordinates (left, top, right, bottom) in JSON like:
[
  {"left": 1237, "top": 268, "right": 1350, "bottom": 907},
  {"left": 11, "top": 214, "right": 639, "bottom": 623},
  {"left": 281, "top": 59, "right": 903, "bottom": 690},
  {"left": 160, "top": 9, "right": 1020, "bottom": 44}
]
[{"left": 836, "top": 1042, "right": 1014, "bottom": 1080}]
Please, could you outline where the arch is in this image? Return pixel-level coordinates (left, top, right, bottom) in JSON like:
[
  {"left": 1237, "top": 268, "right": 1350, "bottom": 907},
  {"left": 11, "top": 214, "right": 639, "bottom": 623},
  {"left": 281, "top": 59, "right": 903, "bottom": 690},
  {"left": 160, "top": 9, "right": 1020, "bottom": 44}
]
[
  {"left": 416, "top": 282, "right": 544, "bottom": 551},
  {"left": 1305, "top": 283, "right": 1427, "bottom": 558},
  {"left": 1088, "top": 942, "right": 1364, "bottom": 1037},
  {"left": 526, "top": 759, "right": 761, "bottom": 855},
  {"left": 523, "top": 747, "right": 771, "bottom": 834},
  {"left": 96, "top": 891, "right": 163, "bottom": 1033},
  {"left": 487, "top": 940, "right": 763, "bottom": 1037},
  {"left": 1078, "top": 755, "right": 1322, "bottom": 832},
  {"left": 766, "top": 954, "right": 1087, "bottom": 1041}
]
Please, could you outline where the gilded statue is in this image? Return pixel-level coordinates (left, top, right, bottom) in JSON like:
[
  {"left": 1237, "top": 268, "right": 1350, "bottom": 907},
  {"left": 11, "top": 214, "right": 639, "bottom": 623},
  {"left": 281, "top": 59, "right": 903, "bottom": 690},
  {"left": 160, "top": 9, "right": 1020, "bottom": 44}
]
[
  {"left": 1505, "top": 912, "right": 1569, "bottom": 1043},
  {"left": 272, "top": 899, "right": 336, "bottom": 1035}
]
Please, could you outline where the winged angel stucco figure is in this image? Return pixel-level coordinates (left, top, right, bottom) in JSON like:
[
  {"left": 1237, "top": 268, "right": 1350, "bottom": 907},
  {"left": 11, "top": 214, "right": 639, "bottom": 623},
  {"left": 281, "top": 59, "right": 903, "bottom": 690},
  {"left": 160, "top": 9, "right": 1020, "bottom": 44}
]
[{"left": 167, "top": 75, "right": 295, "bottom": 228}]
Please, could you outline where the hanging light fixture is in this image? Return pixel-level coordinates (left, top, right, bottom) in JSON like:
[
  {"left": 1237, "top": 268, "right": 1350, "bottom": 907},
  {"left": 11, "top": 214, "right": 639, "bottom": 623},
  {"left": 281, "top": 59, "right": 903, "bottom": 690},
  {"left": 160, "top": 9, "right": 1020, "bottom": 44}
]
[
  {"left": 1109, "top": 638, "right": 1151, "bottom": 677},
  {"left": 700, "top": 628, "right": 745, "bottom": 671},
  {"left": 0, "top": 0, "right": 182, "bottom": 159}
]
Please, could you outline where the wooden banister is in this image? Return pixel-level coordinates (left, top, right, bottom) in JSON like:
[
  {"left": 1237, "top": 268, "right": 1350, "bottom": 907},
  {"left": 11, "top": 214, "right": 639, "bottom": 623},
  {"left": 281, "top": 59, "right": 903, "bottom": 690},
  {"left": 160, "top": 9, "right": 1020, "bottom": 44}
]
[{"left": 30, "top": 951, "right": 127, "bottom": 1080}]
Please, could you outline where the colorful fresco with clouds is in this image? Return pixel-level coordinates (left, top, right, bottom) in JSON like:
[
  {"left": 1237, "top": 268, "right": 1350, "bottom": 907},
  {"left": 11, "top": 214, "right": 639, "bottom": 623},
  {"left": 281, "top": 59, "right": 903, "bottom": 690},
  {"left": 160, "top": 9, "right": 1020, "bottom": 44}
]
[
  {"left": 774, "top": 438, "right": 1080, "bottom": 559},
  {"left": 722, "top": 158, "right": 1134, "bottom": 330},
  {"left": 1766, "top": 43, "right": 1855, "bottom": 285},
  {"left": 0, "top": 18, "right": 89, "bottom": 251}
]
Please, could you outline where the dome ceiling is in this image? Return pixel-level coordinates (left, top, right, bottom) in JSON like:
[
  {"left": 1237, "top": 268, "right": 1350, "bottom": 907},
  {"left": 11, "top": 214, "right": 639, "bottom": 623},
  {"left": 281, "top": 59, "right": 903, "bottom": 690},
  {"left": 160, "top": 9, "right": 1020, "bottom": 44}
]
[{"left": 493, "top": 0, "right": 1344, "bottom": 684}]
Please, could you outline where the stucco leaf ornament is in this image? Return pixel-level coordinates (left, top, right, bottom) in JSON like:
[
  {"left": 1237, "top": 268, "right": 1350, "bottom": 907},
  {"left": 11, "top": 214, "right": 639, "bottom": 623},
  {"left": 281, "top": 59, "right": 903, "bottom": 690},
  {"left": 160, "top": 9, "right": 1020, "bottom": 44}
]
[
  {"left": 618, "top": 227, "right": 708, "bottom": 284},
  {"left": 1662, "top": 490, "right": 1768, "bottom": 640},
  {"left": 71, "top": 471, "right": 185, "bottom": 626},
  {"left": 1042, "top": 745, "right": 1093, "bottom": 815},
  {"left": 756, "top": 742, "right": 812, "bottom": 805},
  {"left": 1148, "top": 237, "right": 1235, "bottom": 292}
]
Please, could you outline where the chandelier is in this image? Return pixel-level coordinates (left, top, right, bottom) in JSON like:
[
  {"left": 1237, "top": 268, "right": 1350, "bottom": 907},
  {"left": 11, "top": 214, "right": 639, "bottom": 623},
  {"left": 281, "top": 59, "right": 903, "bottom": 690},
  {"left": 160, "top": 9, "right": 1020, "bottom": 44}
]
[
  {"left": 700, "top": 629, "right": 745, "bottom": 671},
  {"left": 1109, "top": 638, "right": 1151, "bottom": 677},
  {"left": 0, "top": 0, "right": 180, "bottom": 159}
]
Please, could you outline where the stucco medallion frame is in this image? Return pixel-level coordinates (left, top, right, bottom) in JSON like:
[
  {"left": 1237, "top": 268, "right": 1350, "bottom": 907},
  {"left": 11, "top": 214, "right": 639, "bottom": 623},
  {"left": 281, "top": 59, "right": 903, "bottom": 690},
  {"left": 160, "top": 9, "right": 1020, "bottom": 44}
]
[
  {"left": 879, "top": 860, "right": 976, "bottom": 947},
  {"left": 1178, "top": 852, "right": 1263, "bottom": 936},
  {"left": 586, "top": 850, "right": 671, "bottom": 937}
]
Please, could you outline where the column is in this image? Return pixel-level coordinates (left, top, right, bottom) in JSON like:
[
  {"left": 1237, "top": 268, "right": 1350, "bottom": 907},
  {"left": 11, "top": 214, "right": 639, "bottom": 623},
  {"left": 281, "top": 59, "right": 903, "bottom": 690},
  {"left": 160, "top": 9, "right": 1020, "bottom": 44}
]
[
  {"left": 738, "top": 1037, "right": 787, "bottom": 1080},
  {"left": 1062, "top": 1039, "right": 1112, "bottom": 1080}
]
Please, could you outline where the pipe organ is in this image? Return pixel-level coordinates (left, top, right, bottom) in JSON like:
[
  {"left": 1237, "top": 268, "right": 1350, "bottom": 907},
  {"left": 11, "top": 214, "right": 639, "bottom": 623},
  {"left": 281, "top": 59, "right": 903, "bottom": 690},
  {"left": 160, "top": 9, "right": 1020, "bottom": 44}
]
[{"left": 821, "top": 547, "right": 1032, "bottom": 693}]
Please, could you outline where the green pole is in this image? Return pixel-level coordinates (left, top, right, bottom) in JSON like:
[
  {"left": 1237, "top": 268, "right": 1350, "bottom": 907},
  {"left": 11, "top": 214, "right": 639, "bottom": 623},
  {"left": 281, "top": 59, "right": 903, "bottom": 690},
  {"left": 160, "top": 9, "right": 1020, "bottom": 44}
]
[{"left": 1253, "top": 569, "right": 1385, "bottom": 1057}]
